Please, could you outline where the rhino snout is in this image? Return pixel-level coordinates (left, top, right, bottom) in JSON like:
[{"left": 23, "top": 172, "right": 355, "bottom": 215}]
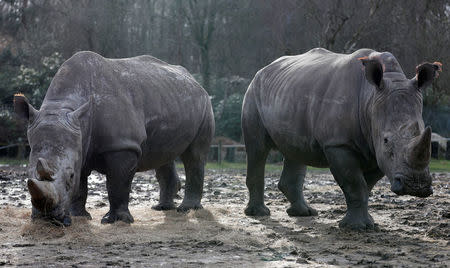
[
  {"left": 414, "top": 187, "right": 433, "bottom": 198},
  {"left": 28, "top": 178, "right": 72, "bottom": 226},
  {"left": 390, "top": 174, "right": 433, "bottom": 198},
  {"left": 28, "top": 179, "right": 60, "bottom": 210},
  {"left": 391, "top": 176, "right": 406, "bottom": 195}
]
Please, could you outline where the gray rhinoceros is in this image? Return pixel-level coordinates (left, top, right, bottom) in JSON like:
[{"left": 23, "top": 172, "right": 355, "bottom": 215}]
[
  {"left": 14, "top": 51, "right": 214, "bottom": 226},
  {"left": 242, "top": 48, "right": 442, "bottom": 230}
]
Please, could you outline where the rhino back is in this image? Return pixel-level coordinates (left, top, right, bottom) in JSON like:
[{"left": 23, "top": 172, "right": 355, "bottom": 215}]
[
  {"left": 249, "top": 48, "right": 375, "bottom": 163},
  {"left": 43, "top": 51, "right": 210, "bottom": 157}
]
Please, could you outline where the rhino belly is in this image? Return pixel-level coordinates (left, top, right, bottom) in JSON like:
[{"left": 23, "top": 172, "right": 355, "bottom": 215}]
[
  {"left": 136, "top": 122, "right": 198, "bottom": 171},
  {"left": 267, "top": 130, "right": 329, "bottom": 167},
  {"left": 259, "top": 108, "right": 329, "bottom": 167}
]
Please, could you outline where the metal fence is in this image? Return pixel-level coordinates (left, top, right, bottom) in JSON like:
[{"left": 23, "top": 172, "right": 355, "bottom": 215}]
[
  {"left": 0, "top": 143, "right": 28, "bottom": 158},
  {"left": 208, "top": 141, "right": 285, "bottom": 164},
  {"left": 0, "top": 104, "right": 13, "bottom": 114},
  {"left": 431, "top": 140, "right": 450, "bottom": 160}
]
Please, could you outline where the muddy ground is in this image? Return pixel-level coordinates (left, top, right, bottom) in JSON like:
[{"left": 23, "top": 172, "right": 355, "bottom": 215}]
[{"left": 0, "top": 164, "right": 449, "bottom": 267}]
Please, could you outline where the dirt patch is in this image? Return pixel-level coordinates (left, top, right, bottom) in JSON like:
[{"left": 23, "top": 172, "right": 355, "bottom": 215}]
[{"left": 0, "top": 165, "right": 449, "bottom": 267}]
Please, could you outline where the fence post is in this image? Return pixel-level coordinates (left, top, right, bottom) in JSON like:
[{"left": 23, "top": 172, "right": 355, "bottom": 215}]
[
  {"left": 218, "top": 141, "right": 222, "bottom": 165},
  {"left": 431, "top": 141, "right": 439, "bottom": 159},
  {"left": 16, "top": 143, "right": 24, "bottom": 159},
  {"left": 446, "top": 140, "right": 450, "bottom": 160},
  {"left": 225, "top": 147, "right": 235, "bottom": 162}
]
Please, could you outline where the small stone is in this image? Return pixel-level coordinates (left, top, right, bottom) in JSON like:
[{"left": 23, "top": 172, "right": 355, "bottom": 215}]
[{"left": 95, "top": 201, "right": 107, "bottom": 208}]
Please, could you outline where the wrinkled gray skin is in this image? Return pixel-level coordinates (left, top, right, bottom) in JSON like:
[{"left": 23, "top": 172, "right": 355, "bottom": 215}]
[
  {"left": 242, "top": 48, "right": 441, "bottom": 230},
  {"left": 14, "top": 51, "right": 214, "bottom": 226}
]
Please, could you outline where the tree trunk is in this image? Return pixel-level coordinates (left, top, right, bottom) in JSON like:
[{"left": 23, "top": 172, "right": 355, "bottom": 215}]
[{"left": 200, "top": 46, "right": 210, "bottom": 91}]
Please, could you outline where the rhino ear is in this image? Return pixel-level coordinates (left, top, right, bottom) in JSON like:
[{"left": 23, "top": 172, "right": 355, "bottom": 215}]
[
  {"left": 413, "top": 62, "right": 442, "bottom": 90},
  {"left": 13, "top": 93, "right": 38, "bottom": 122},
  {"left": 359, "top": 57, "right": 384, "bottom": 89},
  {"left": 68, "top": 97, "right": 92, "bottom": 122}
]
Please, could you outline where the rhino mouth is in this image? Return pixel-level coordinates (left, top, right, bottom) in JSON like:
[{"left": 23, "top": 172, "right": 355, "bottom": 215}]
[
  {"left": 28, "top": 179, "right": 71, "bottom": 226},
  {"left": 32, "top": 211, "right": 72, "bottom": 227},
  {"left": 390, "top": 173, "right": 432, "bottom": 198}
]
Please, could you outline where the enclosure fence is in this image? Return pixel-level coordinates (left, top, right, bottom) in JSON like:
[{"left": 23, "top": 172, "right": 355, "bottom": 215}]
[{"left": 1, "top": 141, "right": 450, "bottom": 162}]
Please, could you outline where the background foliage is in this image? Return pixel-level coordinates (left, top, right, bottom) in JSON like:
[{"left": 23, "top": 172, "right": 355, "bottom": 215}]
[{"left": 0, "top": 0, "right": 449, "bottom": 146}]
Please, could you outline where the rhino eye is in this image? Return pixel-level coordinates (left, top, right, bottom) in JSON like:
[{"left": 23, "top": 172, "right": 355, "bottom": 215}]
[{"left": 384, "top": 138, "right": 388, "bottom": 144}]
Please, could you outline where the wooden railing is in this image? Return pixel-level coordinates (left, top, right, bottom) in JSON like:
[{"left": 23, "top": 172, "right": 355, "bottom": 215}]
[{"left": 210, "top": 142, "right": 246, "bottom": 164}]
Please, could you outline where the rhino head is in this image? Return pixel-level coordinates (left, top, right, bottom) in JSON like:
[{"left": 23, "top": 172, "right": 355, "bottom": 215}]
[
  {"left": 360, "top": 56, "right": 442, "bottom": 198},
  {"left": 14, "top": 94, "right": 90, "bottom": 226}
]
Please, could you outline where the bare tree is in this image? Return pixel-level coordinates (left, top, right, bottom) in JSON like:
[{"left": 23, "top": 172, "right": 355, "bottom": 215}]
[{"left": 179, "top": 0, "right": 221, "bottom": 91}]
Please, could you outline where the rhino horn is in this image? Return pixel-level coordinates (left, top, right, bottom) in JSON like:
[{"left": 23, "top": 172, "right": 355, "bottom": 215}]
[
  {"left": 408, "top": 126, "right": 432, "bottom": 168},
  {"left": 27, "top": 179, "right": 59, "bottom": 211},
  {"left": 36, "top": 158, "right": 54, "bottom": 181}
]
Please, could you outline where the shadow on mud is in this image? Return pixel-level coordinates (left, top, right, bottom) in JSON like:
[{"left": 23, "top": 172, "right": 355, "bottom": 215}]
[
  {"left": 253, "top": 214, "right": 331, "bottom": 241},
  {"left": 155, "top": 208, "right": 230, "bottom": 236},
  {"left": 252, "top": 213, "right": 447, "bottom": 264},
  {"left": 20, "top": 208, "right": 224, "bottom": 240}
]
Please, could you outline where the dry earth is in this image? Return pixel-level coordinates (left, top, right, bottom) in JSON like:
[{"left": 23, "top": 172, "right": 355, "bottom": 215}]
[{"left": 0, "top": 164, "right": 449, "bottom": 267}]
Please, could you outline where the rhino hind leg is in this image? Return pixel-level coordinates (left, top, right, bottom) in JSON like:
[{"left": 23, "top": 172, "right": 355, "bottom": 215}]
[
  {"left": 177, "top": 110, "right": 213, "bottom": 213},
  {"left": 325, "top": 147, "right": 376, "bottom": 231},
  {"left": 244, "top": 147, "right": 270, "bottom": 216},
  {"left": 101, "top": 151, "right": 137, "bottom": 224},
  {"left": 278, "top": 160, "right": 318, "bottom": 217},
  {"left": 152, "top": 161, "right": 180, "bottom": 211},
  {"left": 177, "top": 149, "right": 206, "bottom": 212},
  {"left": 242, "top": 94, "right": 272, "bottom": 217},
  {"left": 70, "top": 172, "right": 92, "bottom": 219}
]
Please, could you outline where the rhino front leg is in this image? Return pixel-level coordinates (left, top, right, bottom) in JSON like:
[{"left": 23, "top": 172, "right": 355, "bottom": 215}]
[
  {"left": 278, "top": 160, "right": 317, "bottom": 217},
  {"left": 325, "top": 147, "right": 375, "bottom": 230},
  {"left": 364, "top": 168, "right": 384, "bottom": 193},
  {"left": 152, "top": 161, "right": 181, "bottom": 211},
  {"left": 70, "top": 170, "right": 92, "bottom": 219},
  {"left": 101, "top": 151, "right": 137, "bottom": 224}
]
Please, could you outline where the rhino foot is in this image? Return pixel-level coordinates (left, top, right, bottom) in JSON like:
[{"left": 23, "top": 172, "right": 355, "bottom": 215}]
[
  {"left": 152, "top": 202, "right": 176, "bottom": 211},
  {"left": 287, "top": 202, "right": 318, "bottom": 217},
  {"left": 245, "top": 204, "right": 270, "bottom": 216},
  {"left": 338, "top": 213, "right": 378, "bottom": 231},
  {"left": 177, "top": 202, "right": 203, "bottom": 213},
  {"left": 70, "top": 209, "right": 92, "bottom": 220},
  {"left": 49, "top": 215, "right": 72, "bottom": 227},
  {"left": 101, "top": 210, "right": 134, "bottom": 224}
]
